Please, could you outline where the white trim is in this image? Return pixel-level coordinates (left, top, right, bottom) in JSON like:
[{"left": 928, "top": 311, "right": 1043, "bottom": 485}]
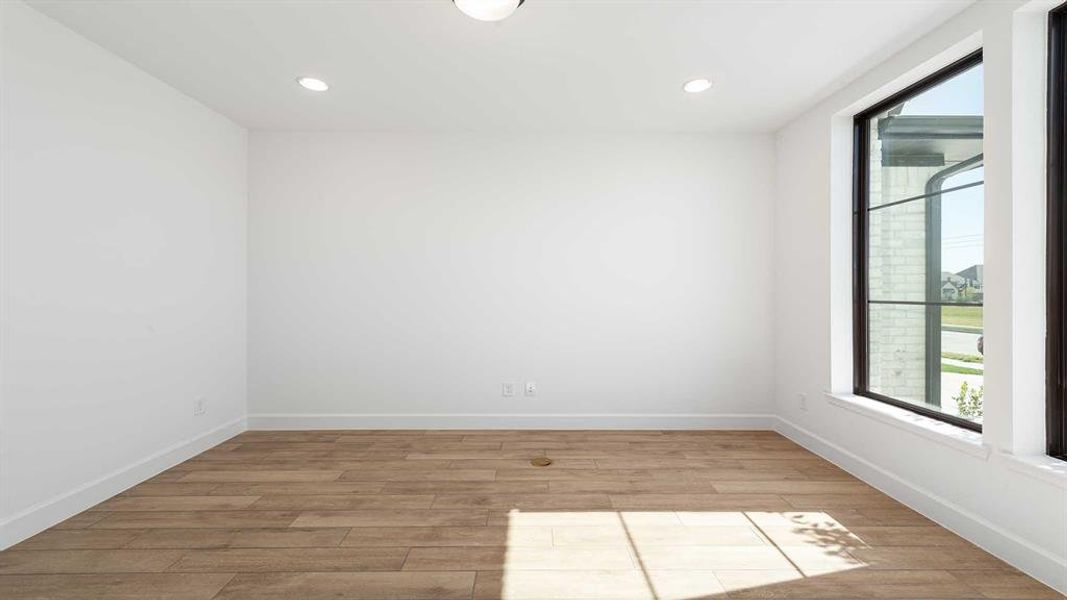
[
  {"left": 824, "top": 391, "right": 991, "bottom": 459},
  {"left": 775, "top": 416, "right": 1067, "bottom": 595},
  {"left": 996, "top": 450, "right": 1067, "bottom": 489},
  {"left": 247, "top": 413, "right": 776, "bottom": 430},
  {"left": 0, "top": 417, "right": 246, "bottom": 550}
]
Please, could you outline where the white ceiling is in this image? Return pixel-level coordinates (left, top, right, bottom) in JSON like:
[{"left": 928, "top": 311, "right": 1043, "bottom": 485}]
[{"left": 28, "top": 0, "right": 974, "bottom": 133}]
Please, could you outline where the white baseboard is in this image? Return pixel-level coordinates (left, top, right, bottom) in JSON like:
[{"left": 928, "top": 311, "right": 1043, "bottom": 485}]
[
  {"left": 247, "top": 413, "right": 776, "bottom": 430},
  {"left": 775, "top": 416, "right": 1067, "bottom": 595},
  {"left": 0, "top": 417, "right": 246, "bottom": 550}
]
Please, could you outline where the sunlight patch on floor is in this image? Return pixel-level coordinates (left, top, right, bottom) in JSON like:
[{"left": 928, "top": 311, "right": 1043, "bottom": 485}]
[{"left": 496, "top": 511, "right": 867, "bottom": 600}]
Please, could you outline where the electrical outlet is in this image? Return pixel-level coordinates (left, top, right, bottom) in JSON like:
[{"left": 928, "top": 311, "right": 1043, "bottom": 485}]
[
  {"left": 194, "top": 396, "right": 207, "bottom": 416},
  {"left": 502, "top": 383, "right": 516, "bottom": 397},
  {"left": 524, "top": 381, "right": 537, "bottom": 396},
  {"left": 798, "top": 393, "right": 808, "bottom": 411}
]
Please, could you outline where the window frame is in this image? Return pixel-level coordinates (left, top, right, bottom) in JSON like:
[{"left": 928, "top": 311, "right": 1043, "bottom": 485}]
[
  {"left": 853, "top": 49, "right": 985, "bottom": 433},
  {"left": 1047, "top": 4, "right": 1067, "bottom": 460}
]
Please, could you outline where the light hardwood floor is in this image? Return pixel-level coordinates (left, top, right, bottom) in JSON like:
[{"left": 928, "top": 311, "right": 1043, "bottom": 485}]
[{"left": 0, "top": 430, "right": 1061, "bottom": 599}]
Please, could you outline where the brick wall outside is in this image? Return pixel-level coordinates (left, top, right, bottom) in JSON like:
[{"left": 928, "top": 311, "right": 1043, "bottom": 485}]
[{"left": 866, "top": 134, "right": 936, "bottom": 404}]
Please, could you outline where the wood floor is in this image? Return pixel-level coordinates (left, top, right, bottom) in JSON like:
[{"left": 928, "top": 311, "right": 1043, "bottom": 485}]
[{"left": 0, "top": 430, "right": 1060, "bottom": 599}]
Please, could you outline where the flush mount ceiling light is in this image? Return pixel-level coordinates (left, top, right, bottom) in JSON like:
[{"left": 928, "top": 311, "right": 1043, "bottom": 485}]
[
  {"left": 452, "top": 0, "right": 525, "bottom": 22},
  {"left": 683, "top": 78, "right": 712, "bottom": 94},
  {"left": 297, "top": 77, "right": 329, "bottom": 92}
]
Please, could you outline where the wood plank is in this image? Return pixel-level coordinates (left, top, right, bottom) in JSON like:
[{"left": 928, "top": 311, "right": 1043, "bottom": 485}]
[
  {"left": 167, "top": 547, "right": 408, "bottom": 572},
  {"left": 174, "top": 459, "right": 448, "bottom": 472},
  {"left": 548, "top": 480, "right": 696, "bottom": 494},
  {"left": 402, "top": 546, "right": 634, "bottom": 571},
  {"left": 362, "top": 442, "right": 503, "bottom": 451},
  {"left": 89, "top": 511, "right": 299, "bottom": 529},
  {"left": 380, "top": 481, "right": 549, "bottom": 494},
  {"left": 340, "top": 527, "right": 551, "bottom": 547},
  {"left": 213, "top": 572, "right": 475, "bottom": 600},
  {"left": 609, "top": 493, "right": 791, "bottom": 511},
  {"left": 595, "top": 458, "right": 745, "bottom": 470},
  {"left": 208, "top": 482, "right": 385, "bottom": 495},
  {"left": 718, "top": 568, "right": 983, "bottom": 598},
  {"left": 338, "top": 469, "right": 495, "bottom": 482},
  {"left": 249, "top": 494, "right": 434, "bottom": 510},
  {"left": 449, "top": 459, "right": 598, "bottom": 470},
  {"left": 126, "top": 528, "right": 351, "bottom": 549},
  {"left": 494, "top": 468, "right": 680, "bottom": 481},
  {"left": 178, "top": 471, "right": 343, "bottom": 482},
  {"left": 335, "top": 435, "right": 469, "bottom": 444},
  {"left": 488, "top": 510, "right": 681, "bottom": 528},
  {"left": 847, "top": 526, "right": 971, "bottom": 547},
  {"left": 682, "top": 449, "right": 819, "bottom": 460},
  {"left": 291, "top": 510, "right": 488, "bottom": 528},
  {"left": 500, "top": 441, "right": 634, "bottom": 451},
  {"left": 782, "top": 493, "right": 906, "bottom": 509},
  {"left": 0, "top": 550, "right": 184, "bottom": 574},
  {"left": 948, "top": 569, "right": 1065, "bottom": 599},
  {"left": 430, "top": 494, "right": 612, "bottom": 510},
  {"left": 847, "top": 546, "right": 1016, "bottom": 570},
  {"left": 93, "top": 496, "right": 260, "bottom": 512},
  {"left": 404, "top": 450, "right": 541, "bottom": 460},
  {"left": 688, "top": 468, "right": 854, "bottom": 482},
  {"left": 711, "top": 480, "right": 874, "bottom": 495},
  {"left": 315, "top": 460, "right": 455, "bottom": 470},
  {"left": 0, "top": 573, "right": 235, "bottom": 599},
  {"left": 835, "top": 507, "right": 935, "bottom": 526}
]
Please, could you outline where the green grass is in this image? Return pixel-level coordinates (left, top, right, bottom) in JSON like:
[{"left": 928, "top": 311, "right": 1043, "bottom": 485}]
[
  {"left": 942, "top": 363, "right": 984, "bottom": 376},
  {"left": 942, "top": 305, "right": 983, "bottom": 330},
  {"left": 942, "top": 351, "right": 983, "bottom": 364}
]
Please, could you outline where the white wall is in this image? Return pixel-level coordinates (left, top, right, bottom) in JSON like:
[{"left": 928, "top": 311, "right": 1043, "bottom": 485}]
[
  {"left": 248, "top": 132, "right": 775, "bottom": 428},
  {"left": 0, "top": 1, "right": 247, "bottom": 547},
  {"left": 772, "top": 0, "right": 1066, "bottom": 593}
]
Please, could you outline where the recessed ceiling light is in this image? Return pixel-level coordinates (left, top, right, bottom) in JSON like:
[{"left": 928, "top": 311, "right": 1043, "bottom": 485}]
[
  {"left": 297, "top": 77, "right": 329, "bottom": 92},
  {"left": 453, "top": 0, "right": 525, "bottom": 22},
  {"left": 683, "top": 78, "right": 712, "bottom": 94}
]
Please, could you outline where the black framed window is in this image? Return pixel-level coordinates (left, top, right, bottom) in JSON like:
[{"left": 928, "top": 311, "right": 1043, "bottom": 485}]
[
  {"left": 1047, "top": 4, "right": 1067, "bottom": 460},
  {"left": 854, "top": 51, "right": 984, "bottom": 432}
]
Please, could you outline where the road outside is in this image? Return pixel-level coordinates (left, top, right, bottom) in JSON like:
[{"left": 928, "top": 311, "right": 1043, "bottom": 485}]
[{"left": 942, "top": 329, "right": 981, "bottom": 355}]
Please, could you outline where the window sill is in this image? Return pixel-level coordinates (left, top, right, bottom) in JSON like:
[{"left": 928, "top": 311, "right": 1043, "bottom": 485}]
[
  {"left": 824, "top": 392, "right": 991, "bottom": 459},
  {"left": 996, "top": 451, "right": 1067, "bottom": 489}
]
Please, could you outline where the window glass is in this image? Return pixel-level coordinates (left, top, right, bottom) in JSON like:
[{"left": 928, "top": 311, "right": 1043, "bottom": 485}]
[{"left": 857, "top": 58, "right": 984, "bottom": 429}]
